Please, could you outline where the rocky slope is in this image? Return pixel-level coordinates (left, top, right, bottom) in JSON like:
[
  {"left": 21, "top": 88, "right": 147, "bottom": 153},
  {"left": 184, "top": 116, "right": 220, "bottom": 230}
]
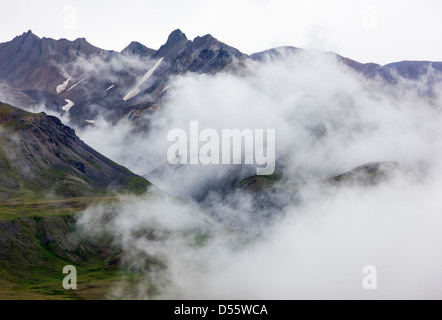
[
  {"left": 0, "top": 215, "right": 119, "bottom": 299},
  {"left": 0, "top": 103, "right": 150, "bottom": 199},
  {"left": 0, "top": 30, "right": 111, "bottom": 92}
]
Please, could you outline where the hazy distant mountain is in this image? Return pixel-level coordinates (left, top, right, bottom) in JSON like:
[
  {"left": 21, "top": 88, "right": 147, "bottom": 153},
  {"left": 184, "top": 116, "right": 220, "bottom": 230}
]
[
  {"left": 368, "top": 61, "right": 442, "bottom": 97},
  {"left": 370, "top": 61, "right": 442, "bottom": 82},
  {"left": 251, "top": 46, "right": 381, "bottom": 76},
  {"left": 0, "top": 29, "right": 441, "bottom": 125}
]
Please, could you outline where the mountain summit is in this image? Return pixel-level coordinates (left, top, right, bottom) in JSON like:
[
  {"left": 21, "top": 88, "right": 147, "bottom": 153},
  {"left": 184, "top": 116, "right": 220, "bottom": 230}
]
[
  {"left": 122, "top": 41, "right": 156, "bottom": 57},
  {"left": 166, "top": 29, "right": 188, "bottom": 44}
]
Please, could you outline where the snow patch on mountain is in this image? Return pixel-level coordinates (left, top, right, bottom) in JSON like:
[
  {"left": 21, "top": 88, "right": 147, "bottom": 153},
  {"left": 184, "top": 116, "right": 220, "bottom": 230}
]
[
  {"left": 56, "top": 79, "right": 70, "bottom": 93},
  {"left": 62, "top": 99, "right": 75, "bottom": 112},
  {"left": 68, "top": 78, "right": 87, "bottom": 91},
  {"left": 123, "top": 57, "right": 164, "bottom": 101},
  {"left": 160, "top": 85, "right": 170, "bottom": 94}
]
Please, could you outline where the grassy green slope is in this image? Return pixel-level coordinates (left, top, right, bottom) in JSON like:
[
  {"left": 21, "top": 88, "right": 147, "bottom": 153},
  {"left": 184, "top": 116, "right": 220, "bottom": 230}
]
[
  {"left": 0, "top": 204, "right": 118, "bottom": 300},
  {"left": 0, "top": 103, "right": 156, "bottom": 299}
]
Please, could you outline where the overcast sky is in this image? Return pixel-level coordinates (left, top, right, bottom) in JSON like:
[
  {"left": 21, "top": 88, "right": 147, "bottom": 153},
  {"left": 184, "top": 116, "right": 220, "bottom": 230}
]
[{"left": 1, "top": 0, "right": 441, "bottom": 65}]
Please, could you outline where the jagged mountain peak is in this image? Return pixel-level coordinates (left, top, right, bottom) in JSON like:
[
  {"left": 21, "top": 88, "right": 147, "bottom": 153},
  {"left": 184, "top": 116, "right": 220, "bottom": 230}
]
[
  {"left": 68, "top": 37, "right": 107, "bottom": 54},
  {"left": 167, "top": 29, "right": 188, "bottom": 43},
  {"left": 190, "top": 33, "right": 244, "bottom": 58},
  {"left": 154, "top": 29, "right": 191, "bottom": 59},
  {"left": 22, "top": 29, "right": 39, "bottom": 38},
  {"left": 73, "top": 37, "right": 88, "bottom": 43},
  {"left": 124, "top": 40, "right": 145, "bottom": 48},
  {"left": 194, "top": 33, "right": 215, "bottom": 40},
  {"left": 14, "top": 29, "right": 40, "bottom": 43},
  {"left": 192, "top": 33, "right": 218, "bottom": 46},
  {"left": 121, "top": 41, "right": 156, "bottom": 57}
]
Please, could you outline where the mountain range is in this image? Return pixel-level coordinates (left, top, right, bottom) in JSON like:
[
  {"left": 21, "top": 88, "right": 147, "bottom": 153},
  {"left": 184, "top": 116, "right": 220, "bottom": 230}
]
[{"left": 1, "top": 29, "right": 441, "bottom": 126}]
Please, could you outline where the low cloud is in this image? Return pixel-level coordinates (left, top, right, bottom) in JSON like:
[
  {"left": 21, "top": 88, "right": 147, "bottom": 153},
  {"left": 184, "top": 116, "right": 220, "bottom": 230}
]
[{"left": 65, "top": 50, "right": 442, "bottom": 299}]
